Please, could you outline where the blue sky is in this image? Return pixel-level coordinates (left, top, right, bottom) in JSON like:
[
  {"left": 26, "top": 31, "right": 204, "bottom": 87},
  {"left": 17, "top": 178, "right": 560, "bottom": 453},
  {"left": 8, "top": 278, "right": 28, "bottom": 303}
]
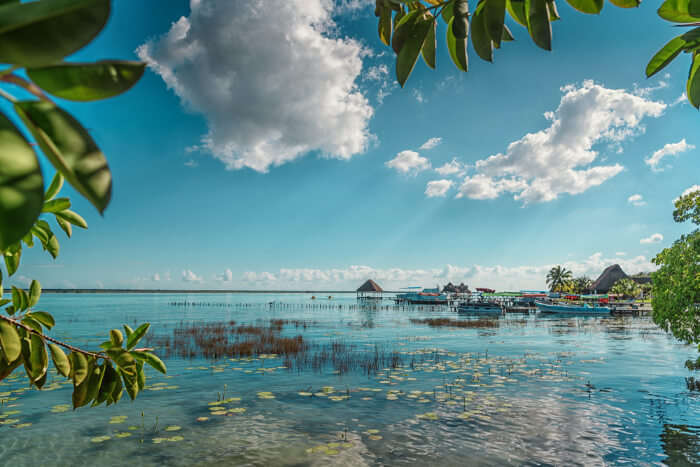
[{"left": 7, "top": 0, "right": 699, "bottom": 291}]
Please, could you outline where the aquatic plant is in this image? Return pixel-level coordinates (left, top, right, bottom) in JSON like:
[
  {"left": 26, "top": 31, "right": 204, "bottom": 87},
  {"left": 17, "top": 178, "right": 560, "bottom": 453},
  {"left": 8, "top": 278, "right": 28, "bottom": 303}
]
[{"left": 409, "top": 318, "right": 499, "bottom": 329}]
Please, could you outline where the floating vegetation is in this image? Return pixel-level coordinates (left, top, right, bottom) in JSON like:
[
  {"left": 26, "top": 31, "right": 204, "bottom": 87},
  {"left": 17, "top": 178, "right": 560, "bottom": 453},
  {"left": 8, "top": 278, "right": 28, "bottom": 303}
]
[
  {"left": 109, "top": 415, "right": 128, "bottom": 424},
  {"left": 51, "top": 404, "right": 70, "bottom": 413},
  {"left": 409, "top": 318, "right": 500, "bottom": 329},
  {"left": 90, "top": 435, "right": 111, "bottom": 443},
  {"left": 164, "top": 425, "right": 181, "bottom": 432}
]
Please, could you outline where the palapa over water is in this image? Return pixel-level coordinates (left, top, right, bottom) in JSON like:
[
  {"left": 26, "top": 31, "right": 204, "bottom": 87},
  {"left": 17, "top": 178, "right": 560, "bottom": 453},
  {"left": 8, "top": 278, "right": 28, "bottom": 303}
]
[
  {"left": 356, "top": 279, "right": 383, "bottom": 300},
  {"left": 589, "top": 264, "right": 651, "bottom": 293}
]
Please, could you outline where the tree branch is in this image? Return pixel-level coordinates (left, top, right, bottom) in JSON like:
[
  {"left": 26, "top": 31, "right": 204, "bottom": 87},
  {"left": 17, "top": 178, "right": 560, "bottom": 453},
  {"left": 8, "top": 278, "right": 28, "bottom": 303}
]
[
  {"left": 0, "top": 74, "right": 55, "bottom": 104},
  {"left": 0, "top": 314, "right": 108, "bottom": 360}
]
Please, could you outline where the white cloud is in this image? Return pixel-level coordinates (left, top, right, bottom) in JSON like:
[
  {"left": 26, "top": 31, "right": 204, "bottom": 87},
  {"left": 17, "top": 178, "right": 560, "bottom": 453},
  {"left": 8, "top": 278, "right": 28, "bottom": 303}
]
[
  {"left": 645, "top": 138, "right": 695, "bottom": 171},
  {"left": 239, "top": 253, "right": 655, "bottom": 291},
  {"left": 413, "top": 89, "right": 426, "bottom": 104},
  {"left": 456, "top": 81, "right": 665, "bottom": 203},
  {"left": 182, "top": 269, "right": 203, "bottom": 282},
  {"left": 152, "top": 273, "right": 161, "bottom": 281},
  {"left": 627, "top": 194, "right": 646, "bottom": 207},
  {"left": 138, "top": 0, "right": 373, "bottom": 173},
  {"left": 640, "top": 233, "right": 663, "bottom": 244},
  {"left": 681, "top": 185, "right": 700, "bottom": 198},
  {"left": 616, "top": 252, "right": 626, "bottom": 256},
  {"left": 385, "top": 150, "right": 431, "bottom": 174},
  {"left": 217, "top": 268, "right": 233, "bottom": 282},
  {"left": 184, "top": 159, "right": 198, "bottom": 168},
  {"left": 420, "top": 137, "right": 442, "bottom": 150},
  {"left": 435, "top": 158, "right": 465, "bottom": 176},
  {"left": 425, "top": 179, "right": 454, "bottom": 198}
]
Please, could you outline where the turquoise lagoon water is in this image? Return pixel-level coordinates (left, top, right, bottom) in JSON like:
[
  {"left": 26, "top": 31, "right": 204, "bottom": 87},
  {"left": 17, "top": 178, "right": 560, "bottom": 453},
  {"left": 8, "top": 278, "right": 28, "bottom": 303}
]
[{"left": 2, "top": 293, "right": 700, "bottom": 466}]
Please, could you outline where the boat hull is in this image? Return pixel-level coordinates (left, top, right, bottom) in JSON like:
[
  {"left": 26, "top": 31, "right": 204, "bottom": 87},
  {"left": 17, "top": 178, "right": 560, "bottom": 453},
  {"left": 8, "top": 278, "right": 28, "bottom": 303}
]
[{"left": 535, "top": 301, "right": 610, "bottom": 315}]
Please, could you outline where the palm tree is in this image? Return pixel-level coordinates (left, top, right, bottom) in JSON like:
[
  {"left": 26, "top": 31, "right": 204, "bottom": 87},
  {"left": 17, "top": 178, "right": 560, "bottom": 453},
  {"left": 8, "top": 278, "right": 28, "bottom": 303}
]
[
  {"left": 546, "top": 265, "right": 573, "bottom": 292},
  {"left": 572, "top": 276, "right": 593, "bottom": 294}
]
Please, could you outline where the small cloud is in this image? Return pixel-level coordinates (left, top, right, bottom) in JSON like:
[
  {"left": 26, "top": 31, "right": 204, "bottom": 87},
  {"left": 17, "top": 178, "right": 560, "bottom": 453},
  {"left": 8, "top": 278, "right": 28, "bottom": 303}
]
[
  {"left": 413, "top": 89, "right": 426, "bottom": 104},
  {"left": 182, "top": 269, "right": 203, "bottom": 282},
  {"left": 217, "top": 268, "right": 233, "bottom": 282},
  {"left": 152, "top": 273, "right": 161, "bottom": 281},
  {"left": 645, "top": 139, "right": 695, "bottom": 172},
  {"left": 616, "top": 252, "right": 626, "bottom": 256},
  {"left": 419, "top": 137, "right": 442, "bottom": 150},
  {"left": 671, "top": 93, "right": 687, "bottom": 107},
  {"left": 435, "top": 158, "right": 464, "bottom": 176},
  {"left": 184, "top": 159, "right": 198, "bottom": 167},
  {"left": 640, "top": 233, "right": 663, "bottom": 244},
  {"left": 385, "top": 150, "right": 431, "bottom": 174},
  {"left": 185, "top": 145, "right": 201, "bottom": 153},
  {"left": 627, "top": 194, "right": 646, "bottom": 207},
  {"left": 676, "top": 185, "right": 700, "bottom": 202},
  {"left": 425, "top": 179, "right": 454, "bottom": 198}
]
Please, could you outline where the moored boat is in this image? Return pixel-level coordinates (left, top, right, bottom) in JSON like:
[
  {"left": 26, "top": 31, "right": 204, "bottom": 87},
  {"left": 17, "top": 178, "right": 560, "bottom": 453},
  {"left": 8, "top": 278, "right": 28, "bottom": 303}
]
[
  {"left": 535, "top": 301, "right": 610, "bottom": 315},
  {"left": 395, "top": 287, "right": 448, "bottom": 305}
]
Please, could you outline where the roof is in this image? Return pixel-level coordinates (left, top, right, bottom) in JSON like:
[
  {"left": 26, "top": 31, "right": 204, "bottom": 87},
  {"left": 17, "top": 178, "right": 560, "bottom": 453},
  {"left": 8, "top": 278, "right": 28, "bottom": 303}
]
[
  {"left": 590, "top": 264, "right": 628, "bottom": 293},
  {"left": 357, "top": 279, "right": 383, "bottom": 293}
]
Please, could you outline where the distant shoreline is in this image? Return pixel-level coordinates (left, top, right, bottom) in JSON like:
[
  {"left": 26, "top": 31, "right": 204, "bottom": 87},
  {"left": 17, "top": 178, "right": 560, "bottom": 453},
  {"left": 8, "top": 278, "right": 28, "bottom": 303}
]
[{"left": 33, "top": 289, "right": 397, "bottom": 294}]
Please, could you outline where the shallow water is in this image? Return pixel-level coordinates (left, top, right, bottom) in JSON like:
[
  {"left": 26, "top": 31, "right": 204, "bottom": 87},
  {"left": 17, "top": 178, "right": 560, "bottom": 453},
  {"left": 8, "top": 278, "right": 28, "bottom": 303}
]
[{"left": 2, "top": 293, "right": 700, "bottom": 466}]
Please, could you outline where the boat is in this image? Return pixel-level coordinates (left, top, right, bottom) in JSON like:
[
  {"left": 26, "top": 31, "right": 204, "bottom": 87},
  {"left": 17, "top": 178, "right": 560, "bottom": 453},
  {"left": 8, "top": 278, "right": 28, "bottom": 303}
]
[
  {"left": 395, "top": 287, "right": 448, "bottom": 305},
  {"left": 535, "top": 301, "right": 610, "bottom": 315}
]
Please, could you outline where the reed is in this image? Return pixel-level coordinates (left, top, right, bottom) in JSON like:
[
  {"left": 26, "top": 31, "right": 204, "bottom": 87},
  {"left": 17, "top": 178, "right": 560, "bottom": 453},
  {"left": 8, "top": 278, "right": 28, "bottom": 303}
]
[{"left": 409, "top": 318, "right": 500, "bottom": 328}]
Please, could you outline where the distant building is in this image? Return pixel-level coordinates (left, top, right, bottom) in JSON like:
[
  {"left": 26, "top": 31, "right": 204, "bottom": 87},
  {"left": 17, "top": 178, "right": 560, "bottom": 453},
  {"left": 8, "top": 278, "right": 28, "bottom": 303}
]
[
  {"left": 356, "top": 279, "right": 383, "bottom": 301},
  {"left": 589, "top": 264, "right": 652, "bottom": 293}
]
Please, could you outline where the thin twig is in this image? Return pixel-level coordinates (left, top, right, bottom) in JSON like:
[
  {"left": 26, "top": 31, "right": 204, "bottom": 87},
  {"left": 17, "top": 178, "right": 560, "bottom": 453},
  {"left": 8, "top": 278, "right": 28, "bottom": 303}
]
[
  {"left": 0, "top": 314, "right": 109, "bottom": 360},
  {"left": 0, "top": 74, "right": 54, "bottom": 104},
  {"left": 0, "top": 88, "right": 16, "bottom": 103}
]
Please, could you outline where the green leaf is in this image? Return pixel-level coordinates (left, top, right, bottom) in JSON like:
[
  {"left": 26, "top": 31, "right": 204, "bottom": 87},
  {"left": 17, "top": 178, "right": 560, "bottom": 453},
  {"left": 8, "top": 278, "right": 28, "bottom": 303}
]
[
  {"left": 565, "top": 0, "right": 604, "bottom": 13},
  {"left": 48, "top": 342, "right": 70, "bottom": 377},
  {"left": 46, "top": 232, "right": 59, "bottom": 259},
  {"left": 136, "top": 361, "right": 145, "bottom": 390},
  {"left": 123, "top": 324, "right": 133, "bottom": 339},
  {"left": 442, "top": 0, "right": 456, "bottom": 22},
  {"left": 95, "top": 362, "right": 117, "bottom": 405},
  {"left": 28, "top": 311, "right": 54, "bottom": 329},
  {"left": 378, "top": 2, "right": 392, "bottom": 46},
  {"left": 397, "top": 12, "right": 433, "bottom": 86},
  {"left": 44, "top": 172, "right": 63, "bottom": 201},
  {"left": 472, "top": 1, "right": 495, "bottom": 62},
  {"left": 109, "top": 371, "right": 123, "bottom": 405},
  {"left": 42, "top": 197, "right": 70, "bottom": 213},
  {"left": 84, "top": 362, "right": 105, "bottom": 405},
  {"left": 119, "top": 367, "right": 139, "bottom": 400},
  {"left": 14, "top": 101, "right": 112, "bottom": 214},
  {"left": 72, "top": 356, "right": 94, "bottom": 408},
  {"left": 24, "top": 334, "right": 48, "bottom": 384},
  {"left": 526, "top": 0, "right": 552, "bottom": 51},
  {"left": 55, "top": 209, "right": 88, "bottom": 229},
  {"left": 0, "top": 112, "right": 44, "bottom": 251},
  {"left": 110, "top": 328, "right": 123, "bottom": 347},
  {"left": 126, "top": 323, "right": 150, "bottom": 351},
  {"left": 608, "top": 0, "right": 640, "bottom": 7},
  {"left": 107, "top": 348, "right": 137, "bottom": 375},
  {"left": 21, "top": 315, "right": 42, "bottom": 333},
  {"left": 484, "top": 0, "right": 506, "bottom": 47},
  {"left": 507, "top": 0, "right": 528, "bottom": 26},
  {"left": 70, "top": 351, "right": 88, "bottom": 386},
  {"left": 56, "top": 215, "right": 72, "bottom": 238},
  {"left": 0, "top": 0, "right": 110, "bottom": 67},
  {"left": 3, "top": 245, "right": 20, "bottom": 276},
  {"left": 658, "top": 0, "right": 699, "bottom": 22},
  {"left": 691, "top": 0, "right": 700, "bottom": 15},
  {"left": 27, "top": 61, "right": 145, "bottom": 102},
  {"left": 11, "top": 286, "right": 26, "bottom": 311},
  {"left": 421, "top": 20, "right": 436, "bottom": 69},
  {"left": 688, "top": 51, "right": 700, "bottom": 108},
  {"left": 0, "top": 320, "right": 21, "bottom": 362},
  {"left": 28, "top": 279, "right": 41, "bottom": 307},
  {"left": 0, "top": 354, "right": 21, "bottom": 380},
  {"left": 392, "top": 9, "right": 421, "bottom": 54},
  {"left": 647, "top": 37, "right": 686, "bottom": 78},
  {"left": 132, "top": 351, "right": 167, "bottom": 374},
  {"left": 447, "top": 17, "right": 469, "bottom": 72}
]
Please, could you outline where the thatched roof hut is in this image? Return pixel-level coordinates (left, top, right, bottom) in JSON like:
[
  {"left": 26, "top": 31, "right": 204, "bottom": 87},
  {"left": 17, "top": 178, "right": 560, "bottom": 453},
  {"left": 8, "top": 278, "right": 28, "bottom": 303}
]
[
  {"left": 590, "top": 264, "right": 628, "bottom": 293},
  {"left": 357, "top": 279, "right": 383, "bottom": 300}
]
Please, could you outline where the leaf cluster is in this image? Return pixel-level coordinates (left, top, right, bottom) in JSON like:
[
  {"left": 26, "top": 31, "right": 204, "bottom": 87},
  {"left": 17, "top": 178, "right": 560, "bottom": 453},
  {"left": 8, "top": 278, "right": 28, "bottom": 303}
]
[
  {"left": 0, "top": 0, "right": 164, "bottom": 408},
  {"left": 375, "top": 0, "right": 700, "bottom": 108}
]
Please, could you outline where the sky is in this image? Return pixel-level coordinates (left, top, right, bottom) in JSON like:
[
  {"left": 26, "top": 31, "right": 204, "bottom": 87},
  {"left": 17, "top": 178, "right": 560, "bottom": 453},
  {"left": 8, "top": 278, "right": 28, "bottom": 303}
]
[{"left": 5, "top": 0, "right": 700, "bottom": 291}]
